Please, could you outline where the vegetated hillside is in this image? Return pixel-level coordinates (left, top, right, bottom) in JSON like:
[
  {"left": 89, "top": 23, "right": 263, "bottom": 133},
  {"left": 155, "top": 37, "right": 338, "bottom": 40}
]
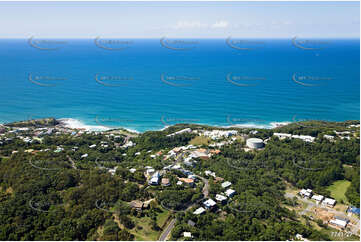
[{"left": 0, "top": 120, "right": 359, "bottom": 241}]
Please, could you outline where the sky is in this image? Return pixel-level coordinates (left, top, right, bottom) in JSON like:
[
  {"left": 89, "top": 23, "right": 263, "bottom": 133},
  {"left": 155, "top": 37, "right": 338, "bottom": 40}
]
[{"left": 0, "top": 1, "right": 359, "bottom": 38}]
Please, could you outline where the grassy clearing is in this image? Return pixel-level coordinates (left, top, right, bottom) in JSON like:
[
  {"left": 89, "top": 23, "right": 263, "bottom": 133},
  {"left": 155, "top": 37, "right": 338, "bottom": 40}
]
[
  {"left": 327, "top": 180, "right": 351, "bottom": 204},
  {"left": 156, "top": 208, "right": 171, "bottom": 228},
  {"left": 189, "top": 136, "right": 210, "bottom": 146},
  {"left": 130, "top": 216, "right": 160, "bottom": 241},
  {"left": 129, "top": 207, "right": 170, "bottom": 241}
]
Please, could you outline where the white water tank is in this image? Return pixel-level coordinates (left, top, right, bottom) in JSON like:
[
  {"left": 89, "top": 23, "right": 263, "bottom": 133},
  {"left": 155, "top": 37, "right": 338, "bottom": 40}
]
[{"left": 246, "top": 138, "right": 264, "bottom": 149}]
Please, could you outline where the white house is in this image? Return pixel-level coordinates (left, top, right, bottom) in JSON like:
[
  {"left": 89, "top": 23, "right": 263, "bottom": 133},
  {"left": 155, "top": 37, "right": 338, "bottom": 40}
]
[
  {"left": 322, "top": 198, "right": 336, "bottom": 207},
  {"left": 205, "top": 170, "right": 216, "bottom": 177},
  {"left": 311, "top": 194, "right": 324, "bottom": 203},
  {"left": 273, "top": 133, "right": 292, "bottom": 140},
  {"left": 193, "top": 207, "right": 206, "bottom": 215},
  {"left": 215, "top": 194, "right": 228, "bottom": 204},
  {"left": 148, "top": 172, "right": 160, "bottom": 185},
  {"left": 323, "top": 135, "right": 335, "bottom": 141},
  {"left": 221, "top": 181, "right": 232, "bottom": 189},
  {"left": 299, "top": 189, "right": 312, "bottom": 198},
  {"left": 146, "top": 168, "right": 155, "bottom": 176},
  {"left": 183, "top": 232, "right": 192, "bottom": 238},
  {"left": 203, "top": 199, "right": 216, "bottom": 209},
  {"left": 225, "top": 189, "right": 236, "bottom": 197},
  {"left": 329, "top": 217, "right": 349, "bottom": 229}
]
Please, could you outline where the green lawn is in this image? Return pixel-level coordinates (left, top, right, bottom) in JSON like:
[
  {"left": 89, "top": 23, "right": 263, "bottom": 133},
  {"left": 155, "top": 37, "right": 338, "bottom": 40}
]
[
  {"left": 189, "top": 136, "right": 210, "bottom": 146},
  {"left": 130, "top": 216, "right": 160, "bottom": 241},
  {"left": 129, "top": 207, "right": 170, "bottom": 241},
  {"left": 327, "top": 180, "right": 351, "bottom": 204},
  {"left": 156, "top": 208, "right": 171, "bottom": 228}
]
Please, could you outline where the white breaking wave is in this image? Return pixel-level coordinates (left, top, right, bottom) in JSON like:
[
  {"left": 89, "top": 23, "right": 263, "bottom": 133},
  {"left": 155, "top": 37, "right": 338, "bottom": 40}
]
[
  {"left": 58, "top": 118, "right": 291, "bottom": 133},
  {"left": 59, "top": 118, "right": 140, "bottom": 133},
  {"left": 59, "top": 118, "right": 110, "bottom": 132},
  {"left": 222, "top": 121, "right": 290, "bottom": 129}
]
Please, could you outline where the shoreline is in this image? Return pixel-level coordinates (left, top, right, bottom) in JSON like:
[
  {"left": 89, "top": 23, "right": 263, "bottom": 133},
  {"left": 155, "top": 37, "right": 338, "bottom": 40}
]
[
  {"left": 4, "top": 117, "right": 360, "bottom": 134},
  {"left": 59, "top": 118, "right": 291, "bottom": 133}
]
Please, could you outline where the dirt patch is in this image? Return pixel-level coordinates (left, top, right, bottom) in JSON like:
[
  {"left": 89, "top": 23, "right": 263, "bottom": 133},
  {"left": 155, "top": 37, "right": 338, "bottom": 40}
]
[{"left": 313, "top": 207, "right": 334, "bottom": 222}]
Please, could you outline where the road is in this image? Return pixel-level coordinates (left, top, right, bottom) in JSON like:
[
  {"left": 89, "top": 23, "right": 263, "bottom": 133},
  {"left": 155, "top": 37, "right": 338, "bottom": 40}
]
[
  {"left": 67, "top": 155, "right": 77, "bottom": 169},
  {"left": 159, "top": 218, "right": 176, "bottom": 241},
  {"left": 157, "top": 152, "right": 210, "bottom": 241},
  {"left": 157, "top": 174, "right": 209, "bottom": 240},
  {"left": 196, "top": 175, "right": 209, "bottom": 198}
]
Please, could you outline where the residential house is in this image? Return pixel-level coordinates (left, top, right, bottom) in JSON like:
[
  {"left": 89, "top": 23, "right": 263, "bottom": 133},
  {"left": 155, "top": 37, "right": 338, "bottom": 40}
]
[
  {"left": 347, "top": 206, "right": 360, "bottom": 216},
  {"left": 322, "top": 198, "right": 336, "bottom": 207},
  {"left": 187, "top": 220, "right": 196, "bottom": 227},
  {"left": 299, "top": 189, "right": 312, "bottom": 198},
  {"left": 205, "top": 170, "right": 216, "bottom": 177},
  {"left": 193, "top": 207, "right": 206, "bottom": 215},
  {"left": 161, "top": 178, "right": 170, "bottom": 186},
  {"left": 221, "top": 181, "right": 232, "bottom": 189},
  {"left": 225, "top": 189, "right": 236, "bottom": 198},
  {"left": 146, "top": 168, "right": 155, "bottom": 176},
  {"left": 183, "top": 232, "right": 192, "bottom": 238},
  {"left": 214, "top": 177, "right": 224, "bottom": 183},
  {"left": 130, "top": 200, "right": 144, "bottom": 211},
  {"left": 329, "top": 216, "right": 349, "bottom": 229},
  {"left": 203, "top": 199, "right": 217, "bottom": 210},
  {"left": 215, "top": 194, "right": 228, "bottom": 204},
  {"left": 311, "top": 194, "right": 324, "bottom": 203},
  {"left": 178, "top": 178, "right": 194, "bottom": 187},
  {"left": 148, "top": 172, "right": 160, "bottom": 185}
]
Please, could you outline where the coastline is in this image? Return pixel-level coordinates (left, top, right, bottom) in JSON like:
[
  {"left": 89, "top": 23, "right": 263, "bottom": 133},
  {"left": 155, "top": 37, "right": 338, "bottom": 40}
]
[
  {"left": 4, "top": 117, "right": 359, "bottom": 134},
  {"left": 58, "top": 118, "right": 293, "bottom": 133}
]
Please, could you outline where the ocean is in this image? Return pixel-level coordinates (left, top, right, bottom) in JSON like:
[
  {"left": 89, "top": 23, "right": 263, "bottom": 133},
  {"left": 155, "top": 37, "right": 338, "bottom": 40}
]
[{"left": 0, "top": 38, "right": 359, "bottom": 132}]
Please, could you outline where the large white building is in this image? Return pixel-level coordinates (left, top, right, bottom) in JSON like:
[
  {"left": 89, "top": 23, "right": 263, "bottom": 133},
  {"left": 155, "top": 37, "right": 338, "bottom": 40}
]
[
  {"left": 148, "top": 172, "right": 160, "bottom": 185},
  {"left": 246, "top": 138, "right": 264, "bottom": 149}
]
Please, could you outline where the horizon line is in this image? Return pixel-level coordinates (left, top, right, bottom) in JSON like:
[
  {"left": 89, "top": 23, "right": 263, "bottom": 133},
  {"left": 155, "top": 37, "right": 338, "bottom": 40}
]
[{"left": 1, "top": 37, "right": 360, "bottom": 40}]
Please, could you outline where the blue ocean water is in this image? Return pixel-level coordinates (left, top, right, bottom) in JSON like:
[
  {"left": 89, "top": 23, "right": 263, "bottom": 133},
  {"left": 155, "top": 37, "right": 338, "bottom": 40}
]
[{"left": 0, "top": 38, "right": 359, "bottom": 132}]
